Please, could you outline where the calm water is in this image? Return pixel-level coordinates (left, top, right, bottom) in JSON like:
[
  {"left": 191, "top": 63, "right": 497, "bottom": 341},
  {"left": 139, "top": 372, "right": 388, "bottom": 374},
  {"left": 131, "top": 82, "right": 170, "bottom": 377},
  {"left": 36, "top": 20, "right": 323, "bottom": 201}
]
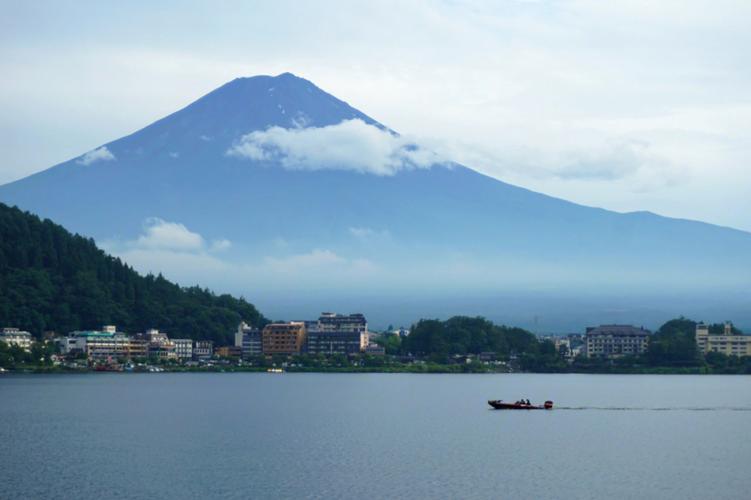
[{"left": 1, "top": 373, "right": 750, "bottom": 499}]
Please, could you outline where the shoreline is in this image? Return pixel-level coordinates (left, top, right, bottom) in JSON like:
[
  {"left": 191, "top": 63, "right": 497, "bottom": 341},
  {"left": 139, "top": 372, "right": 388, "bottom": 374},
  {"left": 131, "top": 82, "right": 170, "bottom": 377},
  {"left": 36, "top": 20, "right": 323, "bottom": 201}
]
[{"left": 1, "top": 365, "right": 744, "bottom": 375}]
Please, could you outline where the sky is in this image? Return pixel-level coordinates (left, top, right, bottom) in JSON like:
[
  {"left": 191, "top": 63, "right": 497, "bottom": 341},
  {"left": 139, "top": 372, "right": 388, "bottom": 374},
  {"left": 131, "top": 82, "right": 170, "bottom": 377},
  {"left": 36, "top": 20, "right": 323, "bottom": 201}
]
[{"left": 1, "top": 0, "right": 750, "bottom": 231}]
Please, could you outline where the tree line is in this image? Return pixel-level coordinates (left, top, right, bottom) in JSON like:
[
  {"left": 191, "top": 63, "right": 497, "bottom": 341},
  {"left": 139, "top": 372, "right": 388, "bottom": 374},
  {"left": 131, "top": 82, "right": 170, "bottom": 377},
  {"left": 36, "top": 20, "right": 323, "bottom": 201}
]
[{"left": 377, "top": 315, "right": 750, "bottom": 374}]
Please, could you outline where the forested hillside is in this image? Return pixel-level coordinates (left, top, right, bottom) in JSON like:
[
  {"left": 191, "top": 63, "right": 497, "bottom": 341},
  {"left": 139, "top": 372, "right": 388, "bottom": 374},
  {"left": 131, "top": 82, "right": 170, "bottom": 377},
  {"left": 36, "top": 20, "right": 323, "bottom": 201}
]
[{"left": 0, "top": 203, "right": 265, "bottom": 344}]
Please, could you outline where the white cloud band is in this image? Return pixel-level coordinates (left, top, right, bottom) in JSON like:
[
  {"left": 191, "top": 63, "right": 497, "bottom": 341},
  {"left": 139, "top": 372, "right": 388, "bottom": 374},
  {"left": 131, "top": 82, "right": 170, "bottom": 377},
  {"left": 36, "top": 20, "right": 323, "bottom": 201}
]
[{"left": 226, "top": 119, "right": 445, "bottom": 176}]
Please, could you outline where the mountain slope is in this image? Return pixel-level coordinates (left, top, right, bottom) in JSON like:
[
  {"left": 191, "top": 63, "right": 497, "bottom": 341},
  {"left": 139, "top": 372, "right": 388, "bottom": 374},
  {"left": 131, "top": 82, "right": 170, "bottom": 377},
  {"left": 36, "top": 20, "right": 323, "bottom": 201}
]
[
  {"left": 0, "top": 203, "right": 265, "bottom": 343},
  {"left": 1, "top": 72, "right": 749, "bottom": 329}
]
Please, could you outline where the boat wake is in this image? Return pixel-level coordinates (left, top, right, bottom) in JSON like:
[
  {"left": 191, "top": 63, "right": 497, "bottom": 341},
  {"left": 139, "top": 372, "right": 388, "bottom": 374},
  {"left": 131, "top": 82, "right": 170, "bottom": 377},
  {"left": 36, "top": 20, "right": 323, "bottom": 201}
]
[{"left": 555, "top": 406, "right": 751, "bottom": 412}]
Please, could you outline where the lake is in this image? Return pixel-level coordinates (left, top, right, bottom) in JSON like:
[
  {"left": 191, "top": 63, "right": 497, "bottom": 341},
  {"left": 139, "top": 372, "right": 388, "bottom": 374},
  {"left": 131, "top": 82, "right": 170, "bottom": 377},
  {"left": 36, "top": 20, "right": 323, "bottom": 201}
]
[{"left": 1, "top": 373, "right": 749, "bottom": 499}]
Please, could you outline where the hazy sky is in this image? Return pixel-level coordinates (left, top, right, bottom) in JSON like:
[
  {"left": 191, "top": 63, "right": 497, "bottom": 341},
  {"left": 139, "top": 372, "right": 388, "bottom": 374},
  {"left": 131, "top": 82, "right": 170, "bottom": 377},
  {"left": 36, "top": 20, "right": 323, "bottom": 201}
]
[{"left": 1, "top": 0, "right": 750, "bottom": 230}]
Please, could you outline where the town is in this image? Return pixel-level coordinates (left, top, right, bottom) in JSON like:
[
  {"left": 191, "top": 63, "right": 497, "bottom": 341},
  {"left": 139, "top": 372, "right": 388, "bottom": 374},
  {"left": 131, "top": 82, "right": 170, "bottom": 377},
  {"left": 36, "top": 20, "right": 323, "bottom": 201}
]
[{"left": 1, "top": 313, "right": 749, "bottom": 374}]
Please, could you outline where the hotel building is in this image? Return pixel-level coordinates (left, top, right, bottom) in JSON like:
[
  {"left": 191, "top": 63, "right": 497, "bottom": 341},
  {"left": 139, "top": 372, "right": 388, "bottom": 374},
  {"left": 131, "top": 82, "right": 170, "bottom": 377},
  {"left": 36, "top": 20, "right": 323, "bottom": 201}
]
[
  {"left": 306, "top": 312, "right": 369, "bottom": 355},
  {"left": 695, "top": 323, "right": 751, "bottom": 357},
  {"left": 64, "top": 325, "right": 147, "bottom": 360},
  {"left": 585, "top": 325, "right": 651, "bottom": 358},
  {"left": 0, "top": 327, "right": 33, "bottom": 350}
]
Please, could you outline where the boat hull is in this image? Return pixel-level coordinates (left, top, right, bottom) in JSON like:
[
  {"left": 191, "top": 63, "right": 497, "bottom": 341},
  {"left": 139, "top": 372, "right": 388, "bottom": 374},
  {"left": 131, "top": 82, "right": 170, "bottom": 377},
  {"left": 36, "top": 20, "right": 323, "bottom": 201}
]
[{"left": 488, "top": 400, "right": 553, "bottom": 410}]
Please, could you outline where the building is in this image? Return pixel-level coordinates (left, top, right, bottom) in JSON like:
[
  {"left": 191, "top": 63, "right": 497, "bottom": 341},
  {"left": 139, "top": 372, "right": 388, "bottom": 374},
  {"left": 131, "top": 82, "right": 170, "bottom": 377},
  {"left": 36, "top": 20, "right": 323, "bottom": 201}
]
[
  {"left": 696, "top": 323, "right": 751, "bottom": 357},
  {"left": 389, "top": 327, "right": 410, "bottom": 338},
  {"left": 0, "top": 327, "right": 33, "bottom": 350},
  {"left": 141, "top": 329, "right": 177, "bottom": 360},
  {"left": 364, "top": 344, "right": 386, "bottom": 356},
  {"left": 172, "top": 339, "right": 193, "bottom": 360},
  {"left": 319, "top": 313, "right": 368, "bottom": 335},
  {"left": 215, "top": 346, "right": 242, "bottom": 358},
  {"left": 143, "top": 329, "right": 169, "bottom": 345},
  {"left": 194, "top": 340, "right": 214, "bottom": 360},
  {"left": 262, "top": 322, "right": 306, "bottom": 355},
  {"left": 132, "top": 328, "right": 176, "bottom": 360},
  {"left": 307, "top": 330, "right": 367, "bottom": 355},
  {"left": 235, "top": 321, "right": 263, "bottom": 358},
  {"left": 585, "top": 325, "right": 651, "bottom": 358},
  {"left": 148, "top": 342, "right": 177, "bottom": 360},
  {"left": 306, "top": 312, "right": 369, "bottom": 355},
  {"left": 63, "top": 326, "right": 147, "bottom": 360}
]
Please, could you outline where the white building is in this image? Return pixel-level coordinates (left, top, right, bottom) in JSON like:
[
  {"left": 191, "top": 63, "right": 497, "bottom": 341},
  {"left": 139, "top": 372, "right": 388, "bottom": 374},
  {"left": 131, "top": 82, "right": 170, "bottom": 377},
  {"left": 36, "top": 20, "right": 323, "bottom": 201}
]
[
  {"left": 0, "top": 327, "right": 33, "bottom": 350},
  {"left": 172, "top": 339, "right": 193, "bottom": 359}
]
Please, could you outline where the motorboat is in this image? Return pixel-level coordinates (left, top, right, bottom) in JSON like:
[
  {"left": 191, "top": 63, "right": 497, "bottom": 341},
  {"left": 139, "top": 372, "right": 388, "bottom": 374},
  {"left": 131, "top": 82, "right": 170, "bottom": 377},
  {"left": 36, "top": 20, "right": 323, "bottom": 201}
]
[{"left": 488, "top": 399, "right": 553, "bottom": 410}]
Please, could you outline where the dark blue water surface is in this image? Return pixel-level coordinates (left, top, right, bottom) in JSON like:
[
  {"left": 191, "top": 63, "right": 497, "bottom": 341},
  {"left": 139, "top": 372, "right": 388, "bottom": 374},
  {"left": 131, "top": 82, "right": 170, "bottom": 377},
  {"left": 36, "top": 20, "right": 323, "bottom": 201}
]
[{"left": 1, "top": 373, "right": 749, "bottom": 499}]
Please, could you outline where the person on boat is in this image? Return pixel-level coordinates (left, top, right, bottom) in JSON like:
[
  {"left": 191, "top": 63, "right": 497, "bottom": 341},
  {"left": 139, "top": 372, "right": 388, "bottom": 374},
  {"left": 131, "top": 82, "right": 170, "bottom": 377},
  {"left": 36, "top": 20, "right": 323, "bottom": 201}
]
[{"left": 525, "top": 399, "right": 531, "bottom": 405}]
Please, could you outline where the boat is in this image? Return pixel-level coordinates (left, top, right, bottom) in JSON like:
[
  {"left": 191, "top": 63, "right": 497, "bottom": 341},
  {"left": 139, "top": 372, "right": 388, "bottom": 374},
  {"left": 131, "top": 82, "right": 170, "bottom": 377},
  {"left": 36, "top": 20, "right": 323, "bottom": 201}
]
[
  {"left": 267, "top": 368, "right": 284, "bottom": 373},
  {"left": 488, "top": 400, "right": 553, "bottom": 410}
]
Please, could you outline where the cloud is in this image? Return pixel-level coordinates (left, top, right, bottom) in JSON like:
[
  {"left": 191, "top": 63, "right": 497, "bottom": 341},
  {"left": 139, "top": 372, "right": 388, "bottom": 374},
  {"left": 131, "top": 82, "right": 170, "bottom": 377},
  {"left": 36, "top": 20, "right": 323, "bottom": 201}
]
[
  {"left": 76, "top": 146, "right": 115, "bottom": 165},
  {"left": 349, "top": 226, "right": 391, "bottom": 241},
  {"left": 210, "top": 238, "right": 232, "bottom": 252},
  {"left": 262, "top": 249, "right": 377, "bottom": 277},
  {"left": 135, "top": 218, "right": 205, "bottom": 251},
  {"left": 226, "top": 119, "right": 446, "bottom": 175},
  {"left": 552, "top": 140, "right": 678, "bottom": 183},
  {"left": 429, "top": 136, "right": 682, "bottom": 190}
]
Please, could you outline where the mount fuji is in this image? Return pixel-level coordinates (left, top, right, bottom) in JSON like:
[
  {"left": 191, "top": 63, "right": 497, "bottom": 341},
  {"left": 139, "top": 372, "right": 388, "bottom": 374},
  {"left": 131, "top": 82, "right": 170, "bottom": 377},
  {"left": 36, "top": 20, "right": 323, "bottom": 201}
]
[{"left": 1, "top": 73, "right": 749, "bottom": 330}]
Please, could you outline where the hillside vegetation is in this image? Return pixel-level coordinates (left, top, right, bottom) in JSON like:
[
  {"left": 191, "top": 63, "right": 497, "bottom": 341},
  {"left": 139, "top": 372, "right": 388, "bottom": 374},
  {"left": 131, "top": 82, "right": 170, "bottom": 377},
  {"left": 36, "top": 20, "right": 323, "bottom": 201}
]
[{"left": 0, "top": 203, "right": 265, "bottom": 344}]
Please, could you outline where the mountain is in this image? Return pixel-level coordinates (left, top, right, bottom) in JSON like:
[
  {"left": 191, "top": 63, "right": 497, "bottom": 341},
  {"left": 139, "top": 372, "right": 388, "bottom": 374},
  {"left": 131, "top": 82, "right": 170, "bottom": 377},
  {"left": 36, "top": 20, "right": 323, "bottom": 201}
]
[
  {"left": 1, "top": 72, "right": 749, "bottom": 330},
  {"left": 0, "top": 203, "right": 265, "bottom": 343}
]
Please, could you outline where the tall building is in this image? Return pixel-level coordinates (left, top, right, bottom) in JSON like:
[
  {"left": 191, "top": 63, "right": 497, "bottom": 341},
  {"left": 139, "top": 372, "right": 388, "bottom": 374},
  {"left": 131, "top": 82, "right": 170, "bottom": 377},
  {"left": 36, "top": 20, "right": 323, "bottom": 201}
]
[
  {"left": 695, "top": 323, "right": 751, "bottom": 357},
  {"left": 0, "top": 327, "right": 33, "bottom": 350},
  {"left": 585, "top": 325, "right": 651, "bottom": 358},
  {"left": 235, "top": 321, "right": 263, "bottom": 358},
  {"left": 307, "top": 312, "right": 369, "bottom": 354},
  {"left": 262, "top": 322, "right": 306, "bottom": 355}
]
